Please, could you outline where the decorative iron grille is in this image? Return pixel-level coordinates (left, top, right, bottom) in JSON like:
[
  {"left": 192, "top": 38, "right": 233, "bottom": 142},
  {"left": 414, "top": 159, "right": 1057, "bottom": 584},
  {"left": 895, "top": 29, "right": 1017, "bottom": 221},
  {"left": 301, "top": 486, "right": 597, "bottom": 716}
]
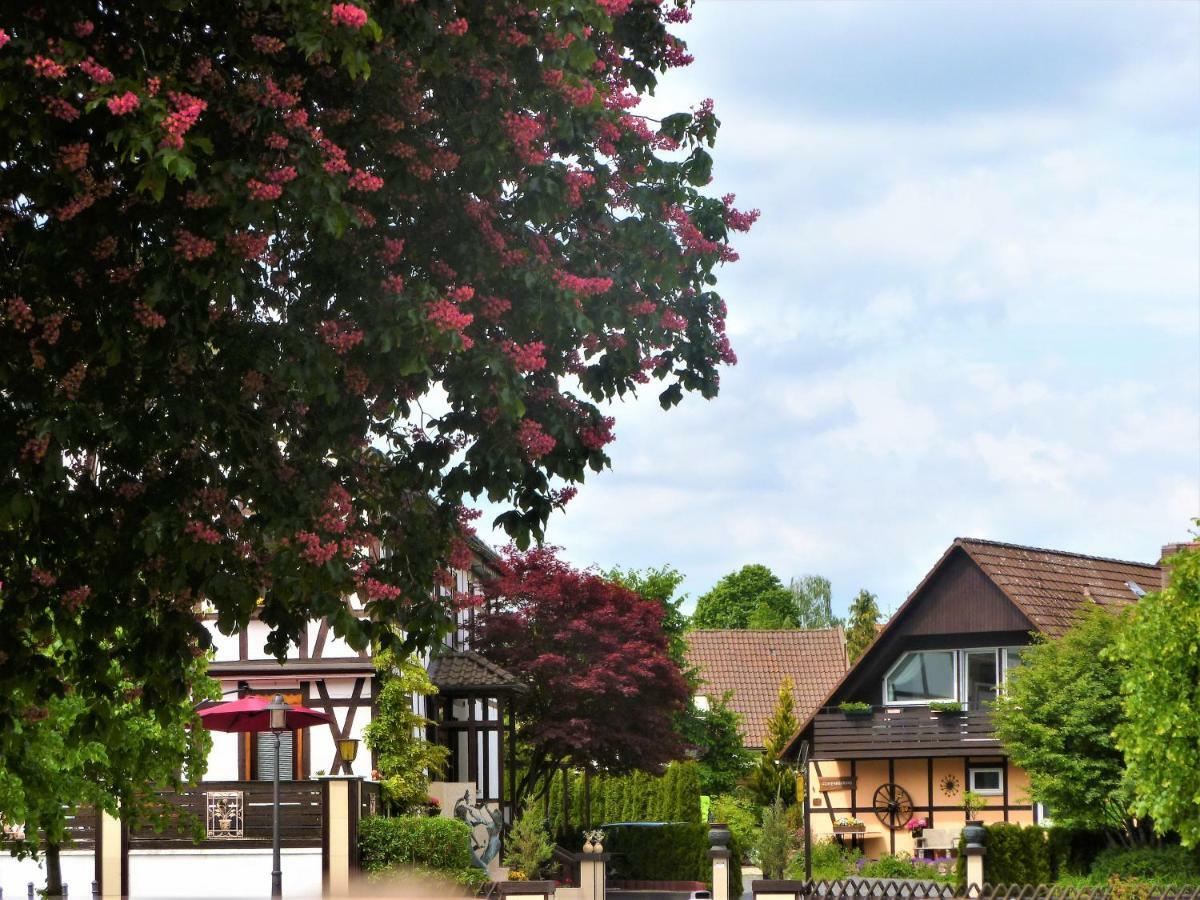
[{"left": 205, "top": 790, "right": 243, "bottom": 839}]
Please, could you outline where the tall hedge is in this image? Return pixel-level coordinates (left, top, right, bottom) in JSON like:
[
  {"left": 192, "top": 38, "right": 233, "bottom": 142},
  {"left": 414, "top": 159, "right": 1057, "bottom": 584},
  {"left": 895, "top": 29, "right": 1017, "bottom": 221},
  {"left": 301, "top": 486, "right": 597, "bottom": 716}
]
[
  {"left": 541, "top": 762, "right": 703, "bottom": 839},
  {"left": 604, "top": 823, "right": 742, "bottom": 897}
]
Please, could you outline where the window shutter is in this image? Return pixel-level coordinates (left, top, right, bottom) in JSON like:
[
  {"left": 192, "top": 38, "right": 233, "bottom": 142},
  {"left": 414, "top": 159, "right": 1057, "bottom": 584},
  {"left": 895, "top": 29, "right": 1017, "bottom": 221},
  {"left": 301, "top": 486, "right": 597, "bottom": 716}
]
[{"left": 256, "top": 731, "right": 294, "bottom": 781}]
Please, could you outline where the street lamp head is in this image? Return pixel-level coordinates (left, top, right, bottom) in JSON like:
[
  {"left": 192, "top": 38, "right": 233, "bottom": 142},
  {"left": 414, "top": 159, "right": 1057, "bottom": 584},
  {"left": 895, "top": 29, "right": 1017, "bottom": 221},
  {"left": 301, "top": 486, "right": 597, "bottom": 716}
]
[
  {"left": 338, "top": 738, "right": 359, "bottom": 770},
  {"left": 267, "top": 694, "right": 289, "bottom": 732}
]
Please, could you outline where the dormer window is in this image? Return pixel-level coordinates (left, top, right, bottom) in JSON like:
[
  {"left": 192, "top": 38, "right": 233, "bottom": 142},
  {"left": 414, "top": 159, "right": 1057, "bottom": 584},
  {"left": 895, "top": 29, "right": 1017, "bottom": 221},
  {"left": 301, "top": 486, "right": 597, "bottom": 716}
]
[{"left": 884, "top": 650, "right": 956, "bottom": 703}]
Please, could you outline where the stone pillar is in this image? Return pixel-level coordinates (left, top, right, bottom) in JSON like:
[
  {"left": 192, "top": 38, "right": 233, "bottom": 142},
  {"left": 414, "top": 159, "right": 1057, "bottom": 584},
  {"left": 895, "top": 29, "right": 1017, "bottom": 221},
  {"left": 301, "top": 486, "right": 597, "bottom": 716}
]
[
  {"left": 578, "top": 845, "right": 608, "bottom": 900},
  {"left": 708, "top": 824, "right": 733, "bottom": 900},
  {"left": 963, "top": 823, "right": 986, "bottom": 891},
  {"left": 94, "top": 808, "right": 126, "bottom": 900},
  {"left": 322, "top": 776, "right": 363, "bottom": 897}
]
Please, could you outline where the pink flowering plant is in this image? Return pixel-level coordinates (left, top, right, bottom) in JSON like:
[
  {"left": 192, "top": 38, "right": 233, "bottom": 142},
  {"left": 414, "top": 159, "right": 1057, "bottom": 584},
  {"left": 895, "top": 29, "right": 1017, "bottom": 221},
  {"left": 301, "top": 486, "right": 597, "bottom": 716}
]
[
  {"left": 0, "top": 0, "right": 754, "bottom": 838},
  {"left": 905, "top": 817, "right": 928, "bottom": 832}
]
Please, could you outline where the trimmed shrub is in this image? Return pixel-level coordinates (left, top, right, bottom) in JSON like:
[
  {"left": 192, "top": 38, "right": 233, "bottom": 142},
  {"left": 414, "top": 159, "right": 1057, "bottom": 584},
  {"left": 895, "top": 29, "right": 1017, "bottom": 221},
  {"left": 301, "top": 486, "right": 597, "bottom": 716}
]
[
  {"left": 951, "top": 822, "right": 1055, "bottom": 888},
  {"left": 983, "top": 824, "right": 1050, "bottom": 885},
  {"left": 358, "top": 815, "right": 477, "bottom": 882},
  {"left": 1088, "top": 846, "right": 1200, "bottom": 885},
  {"left": 606, "top": 823, "right": 708, "bottom": 881}
]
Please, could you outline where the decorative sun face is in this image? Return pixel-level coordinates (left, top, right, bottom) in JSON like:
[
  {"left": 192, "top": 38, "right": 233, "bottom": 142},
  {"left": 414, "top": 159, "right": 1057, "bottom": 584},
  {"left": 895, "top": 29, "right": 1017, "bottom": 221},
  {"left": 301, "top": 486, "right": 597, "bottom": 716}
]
[{"left": 939, "top": 774, "right": 961, "bottom": 797}]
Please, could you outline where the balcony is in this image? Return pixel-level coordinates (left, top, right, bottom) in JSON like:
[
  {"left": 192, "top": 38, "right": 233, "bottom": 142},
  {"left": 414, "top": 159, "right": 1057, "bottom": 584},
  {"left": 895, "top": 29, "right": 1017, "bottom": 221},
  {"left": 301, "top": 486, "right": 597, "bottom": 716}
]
[{"left": 810, "top": 706, "right": 1001, "bottom": 759}]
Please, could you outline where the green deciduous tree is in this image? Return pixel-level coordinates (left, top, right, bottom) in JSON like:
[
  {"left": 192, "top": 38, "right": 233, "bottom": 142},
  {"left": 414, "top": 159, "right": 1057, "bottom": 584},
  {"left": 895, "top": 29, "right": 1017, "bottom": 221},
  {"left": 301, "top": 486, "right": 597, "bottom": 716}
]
[
  {"left": 1115, "top": 538, "right": 1200, "bottom": 848},
  {"left": 678, "top": 693, "right": 755, "bottom": 795},
  {"left": 605, "top": 565, "right": 690, "bottom": 673},
  {"left": 788, "top": 575, "right": 843, "bottom": 629},
  {"left": 692, "top": 564, "right": 796, "bottom": 630},
  {"left": 844, "top": 589, "right": 882, "bottom": 662},
  {"left": 748, "top": 677, "right": 799, "bottom": 806},
  {"left": 992, "top": 606, "right": 1141, "bottom": 842},
  {"left": 0, "top": 631, "right": 216, "bottom": 898},
  {"left": 362, "top": 649, "right": 447, "bottom": 813}
]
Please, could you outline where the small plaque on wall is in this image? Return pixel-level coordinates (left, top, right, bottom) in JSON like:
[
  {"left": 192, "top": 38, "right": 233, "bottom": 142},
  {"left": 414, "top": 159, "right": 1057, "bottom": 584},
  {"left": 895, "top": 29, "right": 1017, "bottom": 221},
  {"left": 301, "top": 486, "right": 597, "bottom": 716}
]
[{"left": 818, "top": 776, "right": 856, "bottom": 791}]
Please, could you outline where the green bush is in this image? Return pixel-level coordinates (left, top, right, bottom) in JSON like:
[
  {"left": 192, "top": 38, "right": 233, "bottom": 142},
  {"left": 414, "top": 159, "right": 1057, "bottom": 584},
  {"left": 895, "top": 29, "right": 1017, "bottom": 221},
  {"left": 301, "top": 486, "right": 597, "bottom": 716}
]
[
  {"left": 358, "top": 816, "right": 477, "bottom": 882},
  {"left": 710, "top": 793, "right": 761, "bottom": 860},
  {"left": 984, "top": 824, "right": 1050, "bottom": 885},
  {"left": 785, "top": 838, "right": 859, "bottom": 881},
  {"left": 1088, "top": 846, "right": 1200, "bottom": 885},
  {"left": 859, "top": 854, "right": 956, "bottom": 884}
]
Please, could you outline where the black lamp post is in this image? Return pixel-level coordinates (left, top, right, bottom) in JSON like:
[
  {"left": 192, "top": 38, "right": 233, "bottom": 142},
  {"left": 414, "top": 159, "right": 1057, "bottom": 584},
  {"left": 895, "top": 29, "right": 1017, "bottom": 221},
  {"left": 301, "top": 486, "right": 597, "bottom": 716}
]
[{"left": 267, "top": 694, "right": 289, "bottom": 899}]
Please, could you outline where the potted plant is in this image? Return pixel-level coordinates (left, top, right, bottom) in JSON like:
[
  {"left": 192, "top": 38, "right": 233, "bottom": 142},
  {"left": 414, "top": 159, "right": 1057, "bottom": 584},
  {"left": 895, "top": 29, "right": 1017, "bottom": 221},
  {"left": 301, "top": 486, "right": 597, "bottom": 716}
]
[
  {"left": 838, "top": 700, "right": 874, "bottom": 717},
  {"left": 928, "top": 701, "right": 962, "bottom": 714},
  {"left": 582, "top": 828, "right": 605, "bottom": 854},
  {"left": 961, "top": 789, "right": 987, "bottom": 847},
  {"left": 832, "top": 815, "right": 866, "bottom": 834},
  {"left": 905, "top": 816, "right": 928, "bottom": 839},
  {"left": 962, "top": 789, "right": 986, "bottom": 823}
]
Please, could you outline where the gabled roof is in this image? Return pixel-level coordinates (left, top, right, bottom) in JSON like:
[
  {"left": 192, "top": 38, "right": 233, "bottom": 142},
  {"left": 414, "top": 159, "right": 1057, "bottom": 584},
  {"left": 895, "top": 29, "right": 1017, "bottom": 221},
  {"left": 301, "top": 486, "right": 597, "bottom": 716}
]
[
  {"left": 427, "top": 649, "right": 526, "bottom": 693},
  {"left": 684, "top": 627, "right": 848, "bottom": 749},
  {"left": 955, "top": 538, "right": 1159, "bottom": 636},
  {"left": 780, "top": 537, "right": 1161, "bottom": 757}
]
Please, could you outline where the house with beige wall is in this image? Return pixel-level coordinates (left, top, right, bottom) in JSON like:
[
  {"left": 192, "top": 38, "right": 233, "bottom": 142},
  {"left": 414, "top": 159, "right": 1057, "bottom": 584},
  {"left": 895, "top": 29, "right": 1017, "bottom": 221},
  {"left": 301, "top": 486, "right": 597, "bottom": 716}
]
[{"left": 782, "top": 538, "right": 1163, "bottom": 858}]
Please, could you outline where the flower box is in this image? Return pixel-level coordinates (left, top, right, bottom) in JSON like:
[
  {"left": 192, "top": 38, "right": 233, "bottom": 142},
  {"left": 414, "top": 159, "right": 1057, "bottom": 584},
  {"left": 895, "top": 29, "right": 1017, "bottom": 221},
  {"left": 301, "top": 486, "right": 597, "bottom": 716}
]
[{"left": 832, "top": 825, "right": 865, "bottom": 834}]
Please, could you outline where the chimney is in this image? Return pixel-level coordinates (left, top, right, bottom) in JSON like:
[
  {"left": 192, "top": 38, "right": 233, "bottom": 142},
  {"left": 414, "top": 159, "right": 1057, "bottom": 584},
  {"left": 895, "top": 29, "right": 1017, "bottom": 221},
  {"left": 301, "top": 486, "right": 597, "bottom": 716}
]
[{"left": 1158, "top": 542, "right": 1199, "bottom": 589}]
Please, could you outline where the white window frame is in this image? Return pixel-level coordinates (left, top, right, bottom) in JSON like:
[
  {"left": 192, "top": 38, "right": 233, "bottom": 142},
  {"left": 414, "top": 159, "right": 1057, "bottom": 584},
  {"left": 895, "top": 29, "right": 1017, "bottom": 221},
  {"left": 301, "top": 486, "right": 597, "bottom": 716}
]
[
  {"left": 968, "top": 766, "right": 1004, "bottom": 796},
  {"left": 960, "top": 647, "right": 1002, "bottom": 712},
  {"left": 1035, "top": 802, "right": 1053, "bottom": 827},
  {"left": 880, "top": 646, "right": 1027, "bottom": 708},
  {"left": 882, "top": 650, "right": 958, "bottom": 706}
]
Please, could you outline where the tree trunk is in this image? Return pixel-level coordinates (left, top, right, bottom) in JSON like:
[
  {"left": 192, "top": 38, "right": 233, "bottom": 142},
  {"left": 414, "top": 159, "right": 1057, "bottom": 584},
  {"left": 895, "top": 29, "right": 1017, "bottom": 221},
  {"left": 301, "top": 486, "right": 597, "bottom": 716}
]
[
  {"left": 45, "top": 841, "right": 64, "bottom": 899},
  {"left": 583, "top": 769, "right": 592, "bottom": 828},
  {"left": 561, "top": 766, "right": 570, "bottom": 836}
]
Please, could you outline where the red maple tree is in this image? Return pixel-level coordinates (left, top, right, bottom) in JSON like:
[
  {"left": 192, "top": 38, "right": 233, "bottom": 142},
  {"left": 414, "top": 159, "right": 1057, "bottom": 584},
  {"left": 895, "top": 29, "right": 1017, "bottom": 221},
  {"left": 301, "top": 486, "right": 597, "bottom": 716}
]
[{"left": 475, "top": 546, "right": 690, "bottom": 807}]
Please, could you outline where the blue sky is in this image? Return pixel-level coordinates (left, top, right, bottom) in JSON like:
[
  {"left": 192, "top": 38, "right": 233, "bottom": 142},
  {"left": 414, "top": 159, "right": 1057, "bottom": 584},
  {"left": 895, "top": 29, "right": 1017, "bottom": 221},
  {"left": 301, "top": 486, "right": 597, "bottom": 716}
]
[{"left": 487, "top": 1, "right": 1200, "bottom": 618}]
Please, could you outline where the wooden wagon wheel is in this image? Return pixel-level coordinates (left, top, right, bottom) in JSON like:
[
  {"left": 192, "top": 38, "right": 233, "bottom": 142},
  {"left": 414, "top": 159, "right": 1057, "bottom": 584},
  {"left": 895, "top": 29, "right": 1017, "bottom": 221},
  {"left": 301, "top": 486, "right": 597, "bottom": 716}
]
[{"left": 872, "top": 782, "right": 914, "bottom": 829}]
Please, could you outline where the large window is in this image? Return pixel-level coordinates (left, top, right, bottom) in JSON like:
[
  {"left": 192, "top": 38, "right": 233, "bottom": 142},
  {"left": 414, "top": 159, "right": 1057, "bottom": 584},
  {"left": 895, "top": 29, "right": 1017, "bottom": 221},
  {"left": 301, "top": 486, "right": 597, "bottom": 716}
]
[
  {"left": 884, "top": 650, "right": 956, "bottom": 703},
  {"left": 882, "top": 647, "right": 1025, "bottom": 707}
]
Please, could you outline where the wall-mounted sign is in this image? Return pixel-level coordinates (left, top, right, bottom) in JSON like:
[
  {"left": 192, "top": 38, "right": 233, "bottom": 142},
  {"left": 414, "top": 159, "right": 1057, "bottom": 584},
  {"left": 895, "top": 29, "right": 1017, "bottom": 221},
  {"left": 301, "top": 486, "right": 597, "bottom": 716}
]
[
  {"left": 206, "top": 791, "right": 243, "bottom": 839},
  {"left": 818, "top": 776, "right": 856, "bottom": 791}
]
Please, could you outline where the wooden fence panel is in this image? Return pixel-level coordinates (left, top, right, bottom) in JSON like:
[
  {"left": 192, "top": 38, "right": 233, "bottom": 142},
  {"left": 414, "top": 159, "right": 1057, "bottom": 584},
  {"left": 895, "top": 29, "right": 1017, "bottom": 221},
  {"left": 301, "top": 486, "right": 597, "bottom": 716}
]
[{"left": 129, "top": 781, "right": 324, "bottom": 849}]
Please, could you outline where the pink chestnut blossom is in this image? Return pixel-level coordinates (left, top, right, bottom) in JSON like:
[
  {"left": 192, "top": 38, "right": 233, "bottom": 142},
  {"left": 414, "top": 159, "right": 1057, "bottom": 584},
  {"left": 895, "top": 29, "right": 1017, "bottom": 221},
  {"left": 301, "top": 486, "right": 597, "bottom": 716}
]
[
  {"left": 329, "top": 3, "right": 368, "bottom": 29},
  {"left": 106, "top": 91, "right": 140, "bottom": 116}
]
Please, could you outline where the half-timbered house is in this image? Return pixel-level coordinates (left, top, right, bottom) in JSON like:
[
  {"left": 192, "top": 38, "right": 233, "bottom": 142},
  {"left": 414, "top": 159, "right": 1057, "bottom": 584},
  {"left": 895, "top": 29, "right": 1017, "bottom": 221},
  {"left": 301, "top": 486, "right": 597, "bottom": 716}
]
[{"left": 782, "top": 538, "right": 1163, "bottom": 858}]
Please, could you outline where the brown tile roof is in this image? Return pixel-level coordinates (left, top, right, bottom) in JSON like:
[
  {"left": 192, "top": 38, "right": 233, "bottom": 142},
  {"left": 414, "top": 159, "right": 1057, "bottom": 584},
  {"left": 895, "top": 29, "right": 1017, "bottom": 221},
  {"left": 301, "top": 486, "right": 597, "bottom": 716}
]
[
  {"left": 427, "top": 650, "right": 526, "bottom": 693},
  {"left": 955, "top": 538, "right": 1160, "bottom": 637},
  {"left": 684, "top": 628, "right": 848, "bottom": 749}
]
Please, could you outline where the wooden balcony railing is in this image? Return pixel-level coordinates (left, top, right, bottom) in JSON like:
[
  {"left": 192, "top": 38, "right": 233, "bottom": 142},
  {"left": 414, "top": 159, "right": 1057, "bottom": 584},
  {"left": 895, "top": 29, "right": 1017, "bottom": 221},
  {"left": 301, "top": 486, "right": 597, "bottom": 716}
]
[{"left": 811, "top": 706, "right": 1001, "bottom": 759}]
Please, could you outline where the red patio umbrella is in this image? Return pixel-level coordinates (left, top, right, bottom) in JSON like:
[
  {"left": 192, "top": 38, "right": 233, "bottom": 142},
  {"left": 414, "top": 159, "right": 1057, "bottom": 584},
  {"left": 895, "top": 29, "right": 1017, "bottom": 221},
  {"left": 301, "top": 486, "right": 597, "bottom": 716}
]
[
  {"left": 197, "top": 694, "right": 334, "bottom": 898},
  {"left": 197, "top": 694, "right": 332, "bottom": 732}
]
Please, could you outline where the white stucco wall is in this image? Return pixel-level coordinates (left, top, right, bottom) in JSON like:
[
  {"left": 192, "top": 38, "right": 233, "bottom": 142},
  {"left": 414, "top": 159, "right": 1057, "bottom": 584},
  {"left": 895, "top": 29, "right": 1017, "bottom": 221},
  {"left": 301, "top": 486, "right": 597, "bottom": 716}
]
[
  {"left": 0, "top": 849, "right": 94, "bottom": 898},
  {"left": 128, "top": 848, "right": 321, "bottom": 899}
]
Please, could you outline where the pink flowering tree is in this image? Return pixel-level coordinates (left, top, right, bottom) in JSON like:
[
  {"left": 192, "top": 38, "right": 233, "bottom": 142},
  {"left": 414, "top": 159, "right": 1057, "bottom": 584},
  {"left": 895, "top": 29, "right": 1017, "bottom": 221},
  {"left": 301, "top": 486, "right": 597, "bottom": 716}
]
[{"left": 0, "top": 0, "right": 754, "bottom": 814}]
